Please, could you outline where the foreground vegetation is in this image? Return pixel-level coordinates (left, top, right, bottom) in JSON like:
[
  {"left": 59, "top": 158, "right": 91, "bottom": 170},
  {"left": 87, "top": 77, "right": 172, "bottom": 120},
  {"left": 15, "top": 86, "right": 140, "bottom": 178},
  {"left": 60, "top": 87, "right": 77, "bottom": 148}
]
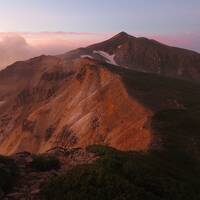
[
  {"left": 0, "top": 155, "right": 17, "bottom": 198},
  {"left": 31, "top": 154, "right": 60, "bottom": 172},
  {"left": 41, "top": 144, "right": 200, "bottom": 200}
]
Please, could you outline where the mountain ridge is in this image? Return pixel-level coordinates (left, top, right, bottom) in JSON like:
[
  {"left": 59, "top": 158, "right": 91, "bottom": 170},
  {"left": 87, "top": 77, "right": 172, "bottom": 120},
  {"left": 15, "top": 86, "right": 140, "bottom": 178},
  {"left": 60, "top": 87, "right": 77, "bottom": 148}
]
[
  {"left": 0, "top": 33, "right": 200, "bottom": 155},
  {"left": 60, "top": 32, "right": 200, "bottom": 81}
]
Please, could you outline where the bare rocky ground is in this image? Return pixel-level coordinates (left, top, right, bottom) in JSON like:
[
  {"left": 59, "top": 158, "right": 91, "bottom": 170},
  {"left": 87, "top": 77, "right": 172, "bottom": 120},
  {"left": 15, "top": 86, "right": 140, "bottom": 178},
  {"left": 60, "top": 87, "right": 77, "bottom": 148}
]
[{"left": 2, "top": 148, "right": 97, "bottom": 200}]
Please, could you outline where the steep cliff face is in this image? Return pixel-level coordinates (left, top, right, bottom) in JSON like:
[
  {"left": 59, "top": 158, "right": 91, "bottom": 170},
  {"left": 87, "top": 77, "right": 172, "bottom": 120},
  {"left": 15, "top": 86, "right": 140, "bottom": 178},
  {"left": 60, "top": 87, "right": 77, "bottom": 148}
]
[
  {"left": 0, "top": 58, "right": 154, "bottom": 155},
  {"left": 60, "top": 32, "right": 200, "bottom": 81}
]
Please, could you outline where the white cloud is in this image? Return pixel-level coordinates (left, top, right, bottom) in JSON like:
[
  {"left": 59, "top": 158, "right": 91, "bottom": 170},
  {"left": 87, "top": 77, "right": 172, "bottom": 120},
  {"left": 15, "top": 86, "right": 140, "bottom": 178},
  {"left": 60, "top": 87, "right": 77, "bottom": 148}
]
[
  {"left": 0, "top": 34, "right": 37, "bottom": 69},
  {"left": 0, "top": 32, "right": 110, "bottom": 70}
]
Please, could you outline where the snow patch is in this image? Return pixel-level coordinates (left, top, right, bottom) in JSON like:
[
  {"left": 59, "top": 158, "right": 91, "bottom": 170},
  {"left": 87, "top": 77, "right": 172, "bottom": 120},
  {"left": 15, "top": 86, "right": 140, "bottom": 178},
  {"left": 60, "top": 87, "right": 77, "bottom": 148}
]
[
  {"left": 81, "top": 55, "right": 94, "bottom": 59},
  {"left": 118, "top": 45, "right": 122, "bottom": 49},
  {"left": 93, "top": 50, "right": 118, "bottom": 65}
]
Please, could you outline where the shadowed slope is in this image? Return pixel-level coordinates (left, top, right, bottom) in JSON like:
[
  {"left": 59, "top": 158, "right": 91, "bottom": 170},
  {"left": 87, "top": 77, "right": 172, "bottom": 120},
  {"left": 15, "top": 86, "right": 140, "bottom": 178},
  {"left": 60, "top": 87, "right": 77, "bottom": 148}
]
[{"left": 60, "top": 32, "right": 200, "bottom": 81}]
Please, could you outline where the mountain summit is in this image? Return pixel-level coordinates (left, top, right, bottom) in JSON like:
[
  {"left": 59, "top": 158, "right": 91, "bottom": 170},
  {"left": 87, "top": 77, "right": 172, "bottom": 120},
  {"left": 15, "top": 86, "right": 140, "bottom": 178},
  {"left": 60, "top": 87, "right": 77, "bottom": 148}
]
[
  {"left": 60, "top": 32, "right": 200, "bottom": 81},
  {"left": 110, "top": 31, "right": 132, "bottom": 39}
]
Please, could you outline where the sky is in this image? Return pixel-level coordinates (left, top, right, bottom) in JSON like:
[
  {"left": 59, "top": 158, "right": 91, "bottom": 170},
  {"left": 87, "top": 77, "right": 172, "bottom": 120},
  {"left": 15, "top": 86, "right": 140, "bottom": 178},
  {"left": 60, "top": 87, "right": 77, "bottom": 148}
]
[{"left": 0, "top": 0, "right": 199, "bottom": 68}]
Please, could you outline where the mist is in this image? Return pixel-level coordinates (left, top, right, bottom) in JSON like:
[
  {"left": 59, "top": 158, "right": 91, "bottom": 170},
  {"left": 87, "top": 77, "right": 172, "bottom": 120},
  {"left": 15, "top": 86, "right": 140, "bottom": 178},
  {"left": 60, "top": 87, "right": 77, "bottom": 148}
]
[
  {"left": 0, "top": 34, "right": 36, "bottom": 69},
  {"left": 0, "top": 32, "right": 110, "bottom": 70}
]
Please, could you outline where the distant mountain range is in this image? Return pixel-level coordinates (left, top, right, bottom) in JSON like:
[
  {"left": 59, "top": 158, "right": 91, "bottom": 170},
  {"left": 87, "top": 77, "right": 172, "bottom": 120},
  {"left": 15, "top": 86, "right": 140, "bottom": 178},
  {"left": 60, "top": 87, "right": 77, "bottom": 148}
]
[{"left": 0, "top": 32, "right": 200, "bottom": 155}]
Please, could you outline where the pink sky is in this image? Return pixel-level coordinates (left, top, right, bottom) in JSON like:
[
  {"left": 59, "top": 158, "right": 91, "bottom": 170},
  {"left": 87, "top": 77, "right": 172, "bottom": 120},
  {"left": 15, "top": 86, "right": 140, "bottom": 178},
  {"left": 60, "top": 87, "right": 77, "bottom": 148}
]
[{"left": 0, "top": 32, "right": 199, "bottom": 70}]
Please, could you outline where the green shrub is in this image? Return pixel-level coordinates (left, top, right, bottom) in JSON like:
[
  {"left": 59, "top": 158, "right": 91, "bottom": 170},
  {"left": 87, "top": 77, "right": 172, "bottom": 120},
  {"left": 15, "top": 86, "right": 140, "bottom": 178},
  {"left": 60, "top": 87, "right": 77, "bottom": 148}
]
[
  {"left": 41, "top": 146, "right": 199, "bottom": 200},
  {"left": 0, "top": 155, "right": 17, "bottom": 195},
  {"left": 86, "top": 145, "right": 118, "bottom": 156},
  {"left": 31, "top": 155, "right": 60, "bottom": 172},
  {"left": 41, "top": 164, "right": 158, "bottom": 200}
]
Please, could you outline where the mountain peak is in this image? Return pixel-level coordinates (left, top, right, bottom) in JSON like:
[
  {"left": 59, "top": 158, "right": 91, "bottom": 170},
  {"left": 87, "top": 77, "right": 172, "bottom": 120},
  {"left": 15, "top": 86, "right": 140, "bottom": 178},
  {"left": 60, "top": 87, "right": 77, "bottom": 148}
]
[
  {"left": 117, "top": 31, "right": 129, "bottom": 36},
  {"left": 111, "top": 31, "right": 132, "bottom": 40}
]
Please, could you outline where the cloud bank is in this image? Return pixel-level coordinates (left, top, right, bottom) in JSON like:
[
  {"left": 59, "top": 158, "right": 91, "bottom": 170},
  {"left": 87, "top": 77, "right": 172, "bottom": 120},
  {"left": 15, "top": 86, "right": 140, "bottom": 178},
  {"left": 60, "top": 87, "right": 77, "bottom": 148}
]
[
  {"left": 0, "top": 32, "right": 110, "bottom": 70},
  {"left": 0, "top": 34, "right": 36, "bottom": 69},
  {"left": 0, "top": 32, "right": 199, "bottom": 70}
]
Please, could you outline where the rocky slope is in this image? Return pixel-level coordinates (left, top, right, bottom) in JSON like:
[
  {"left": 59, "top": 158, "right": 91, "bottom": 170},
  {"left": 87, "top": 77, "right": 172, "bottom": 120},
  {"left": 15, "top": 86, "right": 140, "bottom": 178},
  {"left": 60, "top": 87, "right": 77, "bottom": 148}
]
[
  {"left": 0, "top": 32, "right": 200, "bottom": 155},
  {"left": 0, "top": 53, "right": 200, "bottom": 155},
  {"left": 0, "top": 57, "right": 153, "bottom": 154},
  {"left": 60, "top": 32, "right": 200, "bottom": 81}
]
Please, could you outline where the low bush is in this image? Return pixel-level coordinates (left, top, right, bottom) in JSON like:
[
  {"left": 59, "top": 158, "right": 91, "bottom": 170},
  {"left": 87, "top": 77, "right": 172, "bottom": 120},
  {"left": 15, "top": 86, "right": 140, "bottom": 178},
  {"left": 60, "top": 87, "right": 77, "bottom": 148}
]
[
  {"left": 0, "top": 155, "right": 17, "bottom": 196},
  {"left": 31, "top": 155, "right": 60, "bottom": 172},
  {"left": 41, "top": 146, "right": 199, "bottom": 200},
  {"left": 86, "top": 144, "right": 118, "bottom": 156}
]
